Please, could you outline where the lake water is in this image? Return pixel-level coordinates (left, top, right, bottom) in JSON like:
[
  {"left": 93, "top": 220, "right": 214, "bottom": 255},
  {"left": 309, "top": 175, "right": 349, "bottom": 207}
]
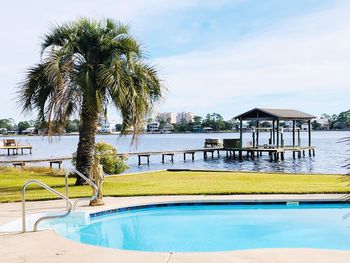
[{"left": 0, "top": 131, "right": 349, "bottom": 174}]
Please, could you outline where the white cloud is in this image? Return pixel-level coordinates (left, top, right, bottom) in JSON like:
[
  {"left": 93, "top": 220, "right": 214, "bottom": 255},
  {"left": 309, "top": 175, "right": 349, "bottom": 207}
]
[{"left": 155, "top": 1, "right": 350, "bottom": 117}]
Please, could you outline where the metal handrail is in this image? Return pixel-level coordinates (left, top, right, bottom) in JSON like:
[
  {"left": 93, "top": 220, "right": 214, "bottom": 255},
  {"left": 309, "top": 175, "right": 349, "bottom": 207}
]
[
  {"left": 65, "top": 169, "right": 98, "bottom": 210},
  {"left": 22, "top": 179, "right": 73, "bottom": 233}
]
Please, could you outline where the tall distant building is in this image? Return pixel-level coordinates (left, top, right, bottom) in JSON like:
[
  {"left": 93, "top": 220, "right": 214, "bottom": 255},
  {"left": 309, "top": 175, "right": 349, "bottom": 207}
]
[
  {"left": 157, "top": 112, "right": 195, "bottom": 123},
  {"left": 157, "top": 112, "right": 177, "bottom": 124},
  {"left": 176, "top": 112, "right": 194, "bottom": 123}
]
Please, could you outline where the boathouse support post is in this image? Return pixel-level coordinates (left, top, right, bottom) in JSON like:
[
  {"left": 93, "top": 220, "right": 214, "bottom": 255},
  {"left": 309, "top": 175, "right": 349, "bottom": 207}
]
[
  {"left": 292, "top": 120, "right": 296, "bottom": 147},
  {"left": 269, "top": 129, "right": 272, "bottom": 146},
  {"left": 252, "top": 131, "right": 256, "bottom": 148},
  {"left": 256, "top": 120, "right": 259, "bottom": 148},
  {"left": 281, "top": 130, "right": 284, "bottom": 148},
  {"left": 239, "top": 119, "right": 243, "bottom": 148},
  {"left": 272, "top": 120, "right": 276, "bottom": 146},
  {"left": 276, "top": 120, "right": 280, "bottom": 148},
  {"left": 292, "top": 121, "right": 296, "bottom": 159},
  {"left": 308, "top": 120, "right": 312, "bottom": 156}
]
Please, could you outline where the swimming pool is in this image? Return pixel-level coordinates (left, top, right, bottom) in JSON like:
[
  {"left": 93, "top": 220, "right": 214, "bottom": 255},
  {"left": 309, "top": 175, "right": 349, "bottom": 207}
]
[{"left": 46, "top": 202, "right": 350, "bottom": 252}]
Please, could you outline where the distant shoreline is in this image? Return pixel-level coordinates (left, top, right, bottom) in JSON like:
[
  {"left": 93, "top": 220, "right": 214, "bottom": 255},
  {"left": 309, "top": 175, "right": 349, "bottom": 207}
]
[{"left": 0, "top": 129, "right": 348, "bottom": 137}]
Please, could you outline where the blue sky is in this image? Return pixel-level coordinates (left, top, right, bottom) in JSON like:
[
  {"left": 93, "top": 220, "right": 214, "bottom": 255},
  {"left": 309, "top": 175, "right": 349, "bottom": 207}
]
[
  {"left": 140, "top": 0, "right": 334, "bottom": 57},
  {"left": 0, "top": 0, "right": 349, "bottom": 122}
]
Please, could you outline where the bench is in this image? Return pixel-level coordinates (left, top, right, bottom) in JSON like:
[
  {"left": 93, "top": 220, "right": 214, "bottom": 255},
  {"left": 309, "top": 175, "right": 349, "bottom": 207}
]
[
  {"left": 4, "top": 139, "right": 17, "bottom": 146},
  {"left": 204, "top": 139, "right": 222, "bottom": 148}
]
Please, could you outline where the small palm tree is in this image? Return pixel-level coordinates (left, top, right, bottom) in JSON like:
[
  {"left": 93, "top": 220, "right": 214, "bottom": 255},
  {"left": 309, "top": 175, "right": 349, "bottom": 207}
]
[{"left": 19, "top": 18, "right": 162, "bottom": 185}]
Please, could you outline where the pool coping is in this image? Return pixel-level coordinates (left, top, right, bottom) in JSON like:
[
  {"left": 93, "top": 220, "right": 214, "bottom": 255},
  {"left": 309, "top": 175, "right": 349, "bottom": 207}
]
[{"left": 88, "top": 199, "right": 350, "bottom": 219}]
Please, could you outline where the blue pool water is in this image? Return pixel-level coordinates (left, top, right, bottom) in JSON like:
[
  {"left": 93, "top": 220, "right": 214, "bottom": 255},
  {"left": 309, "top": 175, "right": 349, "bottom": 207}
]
[{"left": 47, "top": 203, "right": 350, "bottom": 252}]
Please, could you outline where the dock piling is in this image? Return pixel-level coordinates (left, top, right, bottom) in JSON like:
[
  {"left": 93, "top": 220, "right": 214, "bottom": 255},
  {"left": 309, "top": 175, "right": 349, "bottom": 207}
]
[
  {"left": 239, "top": 151, "right": 243, "bottom": 161},
  {"left": 138, "top": 154, "right": 150, "bottom": 165},
  {"left": 184, "top": 151, "right": 195, "bottom": 162},
  {"left": 49, "top": 160, "right": 62, "bottom": 169},
  {"left": 162, "top": 153, "right": 174, "bottom": 164}
]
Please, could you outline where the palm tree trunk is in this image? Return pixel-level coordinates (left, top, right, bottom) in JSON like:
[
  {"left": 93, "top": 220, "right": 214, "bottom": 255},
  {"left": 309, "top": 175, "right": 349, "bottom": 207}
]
[{"left": 75, "top": 98, "right": 98, "bottom": 185}]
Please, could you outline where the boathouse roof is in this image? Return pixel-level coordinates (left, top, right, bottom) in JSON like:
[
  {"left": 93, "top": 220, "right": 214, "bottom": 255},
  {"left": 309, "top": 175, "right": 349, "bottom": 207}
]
[{"left": 235, "top": 108, "right": 316, "bottom": 121}]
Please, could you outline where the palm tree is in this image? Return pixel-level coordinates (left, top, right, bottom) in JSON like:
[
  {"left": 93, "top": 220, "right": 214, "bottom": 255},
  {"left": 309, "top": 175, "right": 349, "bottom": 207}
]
[{"left": 19, "top": 18, "right": 162, "bottom": 185}]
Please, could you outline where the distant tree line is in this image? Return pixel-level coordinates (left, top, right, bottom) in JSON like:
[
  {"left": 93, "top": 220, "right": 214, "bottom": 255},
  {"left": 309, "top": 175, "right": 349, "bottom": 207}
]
[
  {"left": 146, "top": 113, "right": 239, "bottom": 133},
  {"left": 321, "top": 110, "right": 350, "bottom": 129},
  {"left": 1, "top": 109, "right": 349, "bottom": 135},
  {"left": 144, "top": 109, "right": 350, "bottom": 133},
  {"left": 0, "top": 118, "right": 81, "bottom": 134}
]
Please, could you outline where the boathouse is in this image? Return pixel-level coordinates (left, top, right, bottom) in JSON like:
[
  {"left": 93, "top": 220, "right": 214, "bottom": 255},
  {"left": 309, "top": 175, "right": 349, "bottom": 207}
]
[{"left": 234, "top": 108, "right": 316, "bottom": 160}]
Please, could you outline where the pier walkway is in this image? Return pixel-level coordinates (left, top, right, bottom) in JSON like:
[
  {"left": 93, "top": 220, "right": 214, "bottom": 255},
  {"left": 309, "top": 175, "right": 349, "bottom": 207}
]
[
  {"left": 125, "top": 145, "right": 315, "bottom": 164},
  {"left": 0, "top": 139, "right": 32, "bottom": 156},
  {"left": 0, "top": 145, "right": 32, "bottom": 155},
  {"left": 0, "top": 146, "right": 315, "bottom": 167}
]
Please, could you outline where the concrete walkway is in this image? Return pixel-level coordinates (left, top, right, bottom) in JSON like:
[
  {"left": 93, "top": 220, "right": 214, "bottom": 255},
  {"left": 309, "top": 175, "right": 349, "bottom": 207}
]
[{"left": 1, "top": 195, "right": 350, "bottom": 263}]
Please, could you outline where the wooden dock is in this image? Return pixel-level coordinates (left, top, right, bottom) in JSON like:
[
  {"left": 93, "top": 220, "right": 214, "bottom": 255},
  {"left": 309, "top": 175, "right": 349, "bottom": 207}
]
[
  {"left": 118, "top": 145, "right": 316, "bottom": 164},
  {"left": 0, "top": 139, "right": 32, "bottom": 155},
  {"left": 0, "top": 157, "right": 71, "bottom": 166},
  {"left": 0, "top": 146, "right": 315, "bottom": 167},
  {"left": 223, "top": 146, "right": 315, "bottom": 161},
  {"left": 0, "top": 145, "right": 32, "bottom": 155}
]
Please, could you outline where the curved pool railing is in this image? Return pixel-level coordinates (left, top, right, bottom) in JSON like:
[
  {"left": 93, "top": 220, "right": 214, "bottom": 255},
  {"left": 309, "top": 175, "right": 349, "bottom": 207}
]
[
  {"left": 65, "top": 169, "right": 98, "bottom": 210},
  {"left": 21, "top": 179, "right": 73, "bottom": 233}
]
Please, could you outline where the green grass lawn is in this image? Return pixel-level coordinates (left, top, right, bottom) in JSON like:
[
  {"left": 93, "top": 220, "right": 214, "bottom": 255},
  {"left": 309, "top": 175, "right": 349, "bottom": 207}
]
[{"left": 0, "top": 167, "right": 349, "bottom": 203}]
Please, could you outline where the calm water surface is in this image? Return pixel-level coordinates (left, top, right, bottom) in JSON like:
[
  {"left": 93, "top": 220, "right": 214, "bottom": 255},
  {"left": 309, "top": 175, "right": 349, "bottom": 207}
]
[{"left": 1, "top": 131, "right": 349, "bottom": 174}]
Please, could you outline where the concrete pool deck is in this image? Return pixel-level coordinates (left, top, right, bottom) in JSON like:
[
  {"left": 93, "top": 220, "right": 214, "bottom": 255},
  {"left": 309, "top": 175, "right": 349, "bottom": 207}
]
[{"left": 1, "top": 194, "right": 350, "bottom": 263}]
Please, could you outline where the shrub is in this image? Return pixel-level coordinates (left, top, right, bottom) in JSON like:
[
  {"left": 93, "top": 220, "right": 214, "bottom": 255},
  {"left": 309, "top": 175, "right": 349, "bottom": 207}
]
[{"left": 72, "top": 141, "right": 128, "bottom": 175}]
